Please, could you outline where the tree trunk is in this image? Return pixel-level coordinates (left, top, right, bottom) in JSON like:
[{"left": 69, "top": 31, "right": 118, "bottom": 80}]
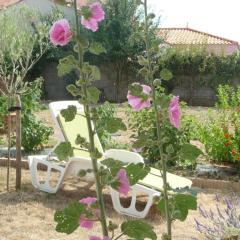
[{"left": 15, "top": 95, "right": 22, "bottom": 190}]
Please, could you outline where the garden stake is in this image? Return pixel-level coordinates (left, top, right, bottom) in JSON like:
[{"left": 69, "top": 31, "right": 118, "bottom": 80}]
[
  {"left": 73, "top": 0, "right": 109, "bottom": 236},
  {"left": 15, "top": 95, "right": 22, "bottom": 190}
]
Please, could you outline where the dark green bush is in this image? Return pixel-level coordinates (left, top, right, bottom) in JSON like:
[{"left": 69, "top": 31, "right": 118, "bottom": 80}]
[
  {"left": 158, "top": 48, "right": 240, "bottom": 91},
  {"left": 22, "top": 114, "right": 53, "bottom": 152}
]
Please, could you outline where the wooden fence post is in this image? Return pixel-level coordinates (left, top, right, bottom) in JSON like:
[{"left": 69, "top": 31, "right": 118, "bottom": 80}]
[{"left": 7, "top": 113, "right": 11, "bottom": 191}]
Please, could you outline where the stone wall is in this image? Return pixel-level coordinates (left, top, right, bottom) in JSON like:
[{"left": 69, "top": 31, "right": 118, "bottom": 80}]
[
  {"left": 42, "top": 62, "right": 240, "bottom": 106},
  {"left": 42, "top": 62, "right": 138, "bottom": 102}
]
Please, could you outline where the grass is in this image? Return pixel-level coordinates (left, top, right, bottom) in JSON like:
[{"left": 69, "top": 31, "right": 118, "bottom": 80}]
[{"left": 0, "top": 166, "right": 236, "bottom": 240}]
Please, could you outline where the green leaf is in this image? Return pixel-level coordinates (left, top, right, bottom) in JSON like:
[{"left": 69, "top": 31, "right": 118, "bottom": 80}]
[
  {"left": 58, "top": 55, "right": 77, "bottom": 77},
  {"left": 54, "top": 142, "right": 73, "bottom": 161},
  {"left": 157, "top": 194, "right": 197, "bottom": 221},
  {"left": 75, "top": 134, "right": 89, "bottom": 149},
  {"left": 129, "top": 83, "right": 143, "bottom": 97},
  {"left": 82, "top": 63, "right": 101, "bottom": 81},
  {"left": 180, "top": 143, "right": 203, "bottom": 161},
  {"left": 101, "top": 158, "right": 126, "bottom": 176},
  {"left": 66, "top": 84, "right": 81, "bottom": 97},
  {"left": 89, "top": 42, "right": 106, "bottom": 55},
  {"left": 54, "top": 202, "right": 85, "bottom": 234},
  {"left": 60, "top": 105, "right": 77, "bottom": 122},
  {"left": 121, "top": 220, "right": 157, "bottom": 240},
  {"left": 91, "top": 65, "right": 101, "bottom": 81},
  {"left": 105, "top": 118, "right": 127, "bottom": 133},
  {"left": 126, "top": 163, "right": 150, "bottom": 185},
  {"left": 87, "top": 86, "right": 101, "bottom": 103},
  {"left": 77, "top": 35, "right": 89, "bottom": 49},
  {"left": 139, "top": 67, "right": 149, "bottom": 78},
  {"left": 160, "top": 68, "right": 173, "bottom": 81},
  {"left": 172, "top": 194, "right": 197, "bottom": 221},
  {"left": 138, "top": 56, "right": 148, "bottom": 66},
  {"left": 155, "top": 95, "right": 170, "bottom": 108}
]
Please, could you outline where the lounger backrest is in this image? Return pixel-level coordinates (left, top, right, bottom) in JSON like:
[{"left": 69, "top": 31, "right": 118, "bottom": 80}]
[{"left": 49, "top": 101, "right": 104, "bottom": 159}]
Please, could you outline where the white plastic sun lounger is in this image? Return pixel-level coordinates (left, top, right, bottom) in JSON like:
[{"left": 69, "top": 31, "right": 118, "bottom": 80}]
[{"left": 28, "top": 101, "right": 192, "bottom": 218}]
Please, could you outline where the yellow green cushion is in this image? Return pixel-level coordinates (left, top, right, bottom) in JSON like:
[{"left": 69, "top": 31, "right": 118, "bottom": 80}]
[
  {"left": 57, "top": 112, "right": 191, "bottom": 190},
  {"left": 57, "top": 112, "right": 104, "bottom": 158},
  {"left": 139, "top": 167, "right": 192, "bottom": 191}
]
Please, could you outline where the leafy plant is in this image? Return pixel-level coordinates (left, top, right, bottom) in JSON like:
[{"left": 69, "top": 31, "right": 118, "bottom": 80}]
[
  {"left": 216, "top": 84, "right": 240, "bottom": 109},
  {"left": 158, "top": 48, "right": 240, "bottom": 104},
  {"left": 0, "top": 78, "right": 53, "bottom": 152},
  {"left": 22, "top": 114, "right": 53, "bottom": 152},
  {"left": 50, "top": 1, "right": 157, "bottom": 239},
  {"left": 127, "top": 106, "right": 200, "bottom": 169},
  {"left": 195, "top": 108, "right": 240, "bottom": 163}
]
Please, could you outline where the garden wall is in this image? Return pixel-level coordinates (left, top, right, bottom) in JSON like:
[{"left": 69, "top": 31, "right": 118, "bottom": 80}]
[
  {"left": 42, "top": 63, "right": 240, "bottom": 106},
  {"left": 42, "top": 62, "right": 137, "bottom": 102}
]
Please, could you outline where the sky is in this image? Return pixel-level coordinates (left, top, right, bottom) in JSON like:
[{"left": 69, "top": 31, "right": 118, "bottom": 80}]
[{"left": 148, "top": 0, "right": 240, "bottom": 42}]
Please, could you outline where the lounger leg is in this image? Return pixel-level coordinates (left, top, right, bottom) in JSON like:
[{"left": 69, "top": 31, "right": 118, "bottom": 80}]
[
  {"left": 29, "top": 157, "right": 65, "bottom": 193},
  {"left": 110, "top": 184, "right": 160, "bottom": 218}
]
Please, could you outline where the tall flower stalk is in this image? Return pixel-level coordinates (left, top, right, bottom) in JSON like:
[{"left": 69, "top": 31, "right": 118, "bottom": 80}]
[
  {"left": 50, "top": 1, "right": 157, "bottom": 240},
  {"left": 143, "top": 0, "right": 171, "bottom": 238},
  {"left": 73, "top": 0, "right": 108, "bottom": 236}
]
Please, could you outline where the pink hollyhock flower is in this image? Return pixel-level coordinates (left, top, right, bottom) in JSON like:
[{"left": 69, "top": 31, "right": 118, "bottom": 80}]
[
  {"left": 79, "top": 197, "right": 97, "bottom": 229},
  {"left": 81, "top": 2, "right": 105, "bottom": 32},
  {"left": 127, "top": 84, "right": 152, "bottom": 111},
  {"left": 169, "top": 96, "right": 181, "bottom": 129},
  {"left": 89, "top": 236, "right": 111, "bottom": 240},
  {"left": 79, "top": 216, "right": 94, "bottom": 229},
  {"left": 49, "top": 19, "right": 72, "bottom": 46},
  {"left": 117, "top": 169, "right": 130, "bottom": 196},
  {"left": 79, "top": 197, "right": 97, "bottom": 205}
]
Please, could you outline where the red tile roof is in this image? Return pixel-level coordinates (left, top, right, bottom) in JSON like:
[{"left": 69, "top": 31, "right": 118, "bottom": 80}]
[
  {"left": 158, "top": 27, "right": 238, "bottom": 46},
  {"left": 0, "top": 0, "right": 21, "bottom": 9}
]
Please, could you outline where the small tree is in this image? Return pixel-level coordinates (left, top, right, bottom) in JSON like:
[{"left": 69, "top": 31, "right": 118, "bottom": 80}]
[
  {"left": 88, "top": 0, "right": 144, "bottom": 102},
  {"left": 0, "top": 6, "right": 52, "bottom": 190}
]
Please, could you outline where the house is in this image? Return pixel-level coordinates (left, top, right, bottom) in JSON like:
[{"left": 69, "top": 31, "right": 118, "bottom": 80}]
[
  {"left": 0, "top": 0, "right": 20, "bottom": 9},
  {"left": 158, "top": 27, "right": 239, "bottom": 55}
]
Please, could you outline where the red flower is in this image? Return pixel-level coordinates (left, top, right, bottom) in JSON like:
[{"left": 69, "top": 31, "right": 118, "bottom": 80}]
[
  {"left": 224, "top": 133, "right": 230, "bottom": 139},
  {"left": 236, "top": 156, "right": 240, "bottom": 161},
  {"left": 231, "top": 149, "right": 237, "bottom": 155},
  {"left": 225, "top": 141, "right": 233, "bottom": 146}
]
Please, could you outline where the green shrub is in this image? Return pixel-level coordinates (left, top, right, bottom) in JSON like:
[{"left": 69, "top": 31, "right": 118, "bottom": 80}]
[
  {"left": 0, "top": 78, "right": 53, "bottom": 152},
  {"left": 22, "top": 114, "right": 53, "bottom": 152},
  {"left": 195, "top": 109, "right": 240, "bottom": 163},
  {"left": 216, "top": 84, "right": 240, "bottom": 109},
  {"left": 127, "top": 106, "right": 197, "bottom": 168}
]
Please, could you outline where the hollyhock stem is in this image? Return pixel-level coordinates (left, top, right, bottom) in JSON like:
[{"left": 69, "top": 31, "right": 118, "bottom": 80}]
[
  {"left": 73, "top": 0, "right": 108, "bottom": 237},
  {"left": 143, "top": 0, "right": 172, "bottom": 238}
]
